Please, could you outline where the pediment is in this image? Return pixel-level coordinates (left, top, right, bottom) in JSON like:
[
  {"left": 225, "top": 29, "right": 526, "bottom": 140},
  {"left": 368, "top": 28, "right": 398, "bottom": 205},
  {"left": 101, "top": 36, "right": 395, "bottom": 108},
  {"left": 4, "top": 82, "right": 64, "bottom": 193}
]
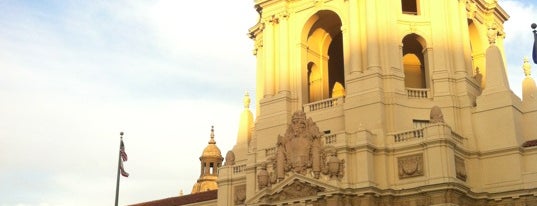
[{"left": 247, "top": 173, "right": 340, "bottom": 204}]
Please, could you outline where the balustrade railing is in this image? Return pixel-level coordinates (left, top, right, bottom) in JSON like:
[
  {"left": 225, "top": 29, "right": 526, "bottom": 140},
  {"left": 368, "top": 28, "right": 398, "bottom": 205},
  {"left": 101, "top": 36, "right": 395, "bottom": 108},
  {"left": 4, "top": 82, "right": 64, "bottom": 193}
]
[
  {"left": 325, "top": 134, "right": 337, "bottom": 145},
  {"left": 232, "top": 164, "right": 246, "bottom": 174},
  {"left": 406, "top": 88, "right": 430, "bottom": 98},
  {"left": 303, "top": 97, "right": 344, "bottom": 112},
  {"left": 393, "top": 128, "right": 424, "bottom": 142}
]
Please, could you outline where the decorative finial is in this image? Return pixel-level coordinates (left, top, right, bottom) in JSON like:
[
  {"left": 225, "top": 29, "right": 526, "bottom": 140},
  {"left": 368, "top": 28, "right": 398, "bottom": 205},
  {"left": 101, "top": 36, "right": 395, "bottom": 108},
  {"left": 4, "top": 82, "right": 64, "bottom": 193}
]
[
  {"left": 120, "top": 131, "right": 124, "bottom": 138},
  {"left": 524, "top": 57, "right": 532, "bottom": 77},
  {"left": 209, "top": 126, "right": 216, "bottom": 144},
  {"left": 243, "top": 91, "right": 251, "bottom": 109},
  {"left": 430, "top": 106, "right": 445, "bottom": 124},
  {"left": 179, "top": 189, "right": 183, "bottom": 196}
]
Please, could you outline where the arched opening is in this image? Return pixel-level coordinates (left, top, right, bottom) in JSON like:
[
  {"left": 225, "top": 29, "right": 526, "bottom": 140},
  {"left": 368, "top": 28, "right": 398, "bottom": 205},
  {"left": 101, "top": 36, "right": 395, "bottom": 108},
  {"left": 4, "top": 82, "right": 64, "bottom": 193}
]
[
  {"left": 403, "top": 54, "right": 424, "bottom": 88},
  {"left": 402, "top": 34, "right": 427, "bottom": 89},
  {"left": 468, "top": 20, "right": 486, "bottom": 88},
  {"left": 328, "top": 33, "right": 344, "bottom": 98},
  {"left": 303, "top": 10, "right": 345, "bottom": 103},
  {"left": 210, "top": 162, "right": 214, "bottom": 175}
]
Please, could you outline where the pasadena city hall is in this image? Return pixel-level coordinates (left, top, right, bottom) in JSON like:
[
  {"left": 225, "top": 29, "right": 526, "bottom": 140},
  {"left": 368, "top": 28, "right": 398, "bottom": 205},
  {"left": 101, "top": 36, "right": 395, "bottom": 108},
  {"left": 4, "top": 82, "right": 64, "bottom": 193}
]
[{"left": 132, "top": 0, "right": 537, "bottom": 205}]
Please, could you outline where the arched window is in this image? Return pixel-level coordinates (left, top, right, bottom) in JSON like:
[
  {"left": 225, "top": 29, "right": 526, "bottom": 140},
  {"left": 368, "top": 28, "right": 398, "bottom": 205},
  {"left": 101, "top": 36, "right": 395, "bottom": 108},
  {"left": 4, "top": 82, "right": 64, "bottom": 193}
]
[
  {"left": 303, "top": 10, "right": 345, "bottom": 103},
  {"left": 468, "top": 20, "right": 486, "bottom": 88},
  {"left": 402, "top": 34, "right": 428, "bottom": 89},
  {"left": 403, "top": 54, "right": 424, "bottom": 88}
]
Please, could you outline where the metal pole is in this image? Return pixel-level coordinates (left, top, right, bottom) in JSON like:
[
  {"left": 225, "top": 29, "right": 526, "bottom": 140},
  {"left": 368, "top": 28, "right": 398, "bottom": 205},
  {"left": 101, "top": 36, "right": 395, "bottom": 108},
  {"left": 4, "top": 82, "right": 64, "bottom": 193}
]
[{"left": 114, "top": 132, "right": 123, "bottom": 206}]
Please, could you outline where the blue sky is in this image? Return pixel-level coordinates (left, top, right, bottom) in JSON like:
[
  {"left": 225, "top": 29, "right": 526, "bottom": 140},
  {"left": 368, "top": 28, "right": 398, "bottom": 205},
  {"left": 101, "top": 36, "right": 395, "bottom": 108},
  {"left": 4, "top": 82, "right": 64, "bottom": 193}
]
[{"left": 0, "top": 0, "right": 536, "bottom": 205}]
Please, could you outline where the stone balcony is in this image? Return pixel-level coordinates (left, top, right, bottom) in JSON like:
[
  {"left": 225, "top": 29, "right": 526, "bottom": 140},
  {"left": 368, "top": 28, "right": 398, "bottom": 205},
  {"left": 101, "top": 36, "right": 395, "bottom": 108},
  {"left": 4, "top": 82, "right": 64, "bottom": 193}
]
[{"left": 389, "top": 123, "right": 464, "bottom": 146}]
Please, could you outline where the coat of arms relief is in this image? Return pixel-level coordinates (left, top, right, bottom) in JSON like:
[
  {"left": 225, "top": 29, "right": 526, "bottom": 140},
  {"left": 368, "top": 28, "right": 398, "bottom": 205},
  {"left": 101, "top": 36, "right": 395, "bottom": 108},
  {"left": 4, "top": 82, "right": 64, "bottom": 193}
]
[{"left": 257, "top": 111, "right": 345, "bottom": 190}]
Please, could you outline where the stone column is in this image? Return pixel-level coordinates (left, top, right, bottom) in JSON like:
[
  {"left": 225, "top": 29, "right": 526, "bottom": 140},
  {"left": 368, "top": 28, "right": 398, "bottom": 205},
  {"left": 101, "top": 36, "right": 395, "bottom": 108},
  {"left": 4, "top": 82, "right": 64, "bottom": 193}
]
[
  {"left": 264, "top": 18, "right": 276, "bottom": 97},
  {"left": 459, "top": 0, "right": 473, "bottom": 75},
  {"left": 449, "top": 0, "right": 466, "bottom": 75},
  {"left": 279, "top": 12, "right": 290, "bottom": 94},
  {"left": 365, "top": 1, "right": 380, "bottom": 71},
  {"left": 348, "top": 0, "right": 362, "bottom": 73}
]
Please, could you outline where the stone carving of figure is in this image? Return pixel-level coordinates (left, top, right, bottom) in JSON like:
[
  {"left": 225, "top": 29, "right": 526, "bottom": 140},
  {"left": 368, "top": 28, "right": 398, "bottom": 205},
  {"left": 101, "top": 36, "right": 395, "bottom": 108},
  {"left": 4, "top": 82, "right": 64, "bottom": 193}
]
[
  {"left": 257, "top": 163, "right": 269, "bottom": 190},
  {"left": 224, "top": 150, "right": 235, "bottom": 166},
  {"left": 430, "top": 105, "right": 445, "bottom": 124},
  {"left": 274, "top": 111, "right": 323, "bottom": 180}
]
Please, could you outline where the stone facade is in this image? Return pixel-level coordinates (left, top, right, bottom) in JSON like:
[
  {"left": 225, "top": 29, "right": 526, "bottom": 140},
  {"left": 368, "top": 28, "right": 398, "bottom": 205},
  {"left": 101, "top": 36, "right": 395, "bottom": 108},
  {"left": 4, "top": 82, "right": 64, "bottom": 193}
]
[{"left": 216, "top": 0, "right": 537, "bottom": 205}]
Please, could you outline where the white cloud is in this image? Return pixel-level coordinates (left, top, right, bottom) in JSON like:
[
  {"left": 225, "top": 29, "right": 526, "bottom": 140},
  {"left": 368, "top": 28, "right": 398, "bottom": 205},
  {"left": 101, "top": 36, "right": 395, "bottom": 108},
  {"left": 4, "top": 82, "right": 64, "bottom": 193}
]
[{"left": 0, "top": 1, "right": 255, "bottom": 205}]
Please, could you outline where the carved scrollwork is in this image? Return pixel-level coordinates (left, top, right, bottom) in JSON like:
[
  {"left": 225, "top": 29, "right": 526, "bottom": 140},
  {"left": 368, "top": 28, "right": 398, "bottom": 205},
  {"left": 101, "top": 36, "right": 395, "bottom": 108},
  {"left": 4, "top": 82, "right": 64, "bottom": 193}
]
[{"left": 263, "top": 180, "right": 325, "bottom": 202}]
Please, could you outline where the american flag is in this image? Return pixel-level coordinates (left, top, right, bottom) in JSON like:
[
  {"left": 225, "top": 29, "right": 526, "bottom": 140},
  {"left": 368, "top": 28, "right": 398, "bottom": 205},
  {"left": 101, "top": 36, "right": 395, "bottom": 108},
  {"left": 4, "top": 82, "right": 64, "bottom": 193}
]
[{"left": 119, "top": 140, "right": 129, "bottom": 177}]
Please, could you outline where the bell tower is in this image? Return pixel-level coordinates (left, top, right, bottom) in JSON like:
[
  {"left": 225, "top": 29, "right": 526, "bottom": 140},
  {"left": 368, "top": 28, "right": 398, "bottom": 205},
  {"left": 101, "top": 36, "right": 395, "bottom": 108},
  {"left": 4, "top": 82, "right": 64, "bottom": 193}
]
[
  {"left": 217, "top": 0, "right": 537, "bottom": 205},
  {"left": 191, "top": 126, "right": 223, "bottom": 194}
]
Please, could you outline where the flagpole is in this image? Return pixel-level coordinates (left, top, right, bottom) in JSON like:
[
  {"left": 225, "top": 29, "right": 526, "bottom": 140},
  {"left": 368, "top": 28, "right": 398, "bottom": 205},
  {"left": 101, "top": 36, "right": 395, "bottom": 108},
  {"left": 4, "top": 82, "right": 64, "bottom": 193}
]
[{"left": 115, "top": 132, "right": 124, "bottom": 206}]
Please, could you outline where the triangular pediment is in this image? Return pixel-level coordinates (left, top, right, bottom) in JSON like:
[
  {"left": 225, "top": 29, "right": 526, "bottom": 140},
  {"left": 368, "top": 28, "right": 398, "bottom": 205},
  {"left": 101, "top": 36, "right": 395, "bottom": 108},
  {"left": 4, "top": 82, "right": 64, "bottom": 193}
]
[{"left": 247, "top": 173, "right": 340, "bottom": 204}]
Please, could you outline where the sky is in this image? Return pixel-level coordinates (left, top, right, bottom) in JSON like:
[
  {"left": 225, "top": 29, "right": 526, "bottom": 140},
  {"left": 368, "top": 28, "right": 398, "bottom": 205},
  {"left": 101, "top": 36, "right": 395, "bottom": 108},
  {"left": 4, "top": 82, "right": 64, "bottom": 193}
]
[{"left": 0, "top": 0, "right": 536, "bottom": 205}]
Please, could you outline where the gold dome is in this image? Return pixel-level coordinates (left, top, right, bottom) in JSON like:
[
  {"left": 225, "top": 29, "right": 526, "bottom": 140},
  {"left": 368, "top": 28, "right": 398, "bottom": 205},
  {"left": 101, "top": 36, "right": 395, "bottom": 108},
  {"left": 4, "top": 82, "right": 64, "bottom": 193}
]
[{"left": 202, "top": 144, "right": 222, "bottom": 158}]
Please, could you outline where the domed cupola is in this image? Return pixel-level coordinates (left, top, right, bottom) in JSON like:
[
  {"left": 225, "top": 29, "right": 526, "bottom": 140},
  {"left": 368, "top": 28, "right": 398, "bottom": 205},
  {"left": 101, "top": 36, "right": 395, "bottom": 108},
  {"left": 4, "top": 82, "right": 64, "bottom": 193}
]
[{"left": 191, "top": 126, "right": 223, "bottom": 194}]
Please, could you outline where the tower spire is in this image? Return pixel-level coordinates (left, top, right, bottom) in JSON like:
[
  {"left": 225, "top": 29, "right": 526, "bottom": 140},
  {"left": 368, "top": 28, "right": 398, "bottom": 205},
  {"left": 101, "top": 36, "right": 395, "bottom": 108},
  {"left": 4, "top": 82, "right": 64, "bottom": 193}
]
[
  {"left": 209, "top": 125, "right": 215, "bottom": 144},
  {"left": 191, "top": 126, "right": 223, "bottom": 194}
]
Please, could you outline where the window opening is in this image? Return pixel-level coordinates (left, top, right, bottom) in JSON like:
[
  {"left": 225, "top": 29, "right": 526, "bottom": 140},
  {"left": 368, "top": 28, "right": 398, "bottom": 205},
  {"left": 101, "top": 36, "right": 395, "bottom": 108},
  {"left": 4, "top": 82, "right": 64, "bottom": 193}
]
[{"left": 402, "top": 0, "right": 418, "bottom": 15}]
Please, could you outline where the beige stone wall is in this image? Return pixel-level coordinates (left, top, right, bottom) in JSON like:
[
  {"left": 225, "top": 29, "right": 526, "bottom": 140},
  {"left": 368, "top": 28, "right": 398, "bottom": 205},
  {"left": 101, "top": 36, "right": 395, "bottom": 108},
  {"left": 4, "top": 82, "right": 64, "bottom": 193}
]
[{"left": 217, "top": 0, "right": 537, "bottom": 205}]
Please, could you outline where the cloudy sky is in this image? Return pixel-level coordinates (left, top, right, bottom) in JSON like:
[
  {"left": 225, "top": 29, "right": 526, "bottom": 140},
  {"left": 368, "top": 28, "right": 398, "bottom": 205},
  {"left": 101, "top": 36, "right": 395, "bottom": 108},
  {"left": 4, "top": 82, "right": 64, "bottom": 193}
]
[{"left": 0, "top": 0, "right": 536, "bottom": 205}]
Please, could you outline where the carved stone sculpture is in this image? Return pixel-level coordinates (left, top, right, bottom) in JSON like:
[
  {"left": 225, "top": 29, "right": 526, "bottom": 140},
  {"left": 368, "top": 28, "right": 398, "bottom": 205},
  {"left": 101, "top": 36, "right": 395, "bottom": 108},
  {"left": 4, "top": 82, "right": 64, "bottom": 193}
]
[
  {"left": 274, "top": 111, "right": 323, "bottom": 180},
  {"left": 321, "top": 146, "right": 345, "bottom": 179},
  {"left": 430, "top": 106, "right": 445, "bottom": 124},
  {"left": 257, "top": 164, "right": 269, "bottom": 189},
  {"left": 398, "top": 154, "right": 424, "bottom": 179}
]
